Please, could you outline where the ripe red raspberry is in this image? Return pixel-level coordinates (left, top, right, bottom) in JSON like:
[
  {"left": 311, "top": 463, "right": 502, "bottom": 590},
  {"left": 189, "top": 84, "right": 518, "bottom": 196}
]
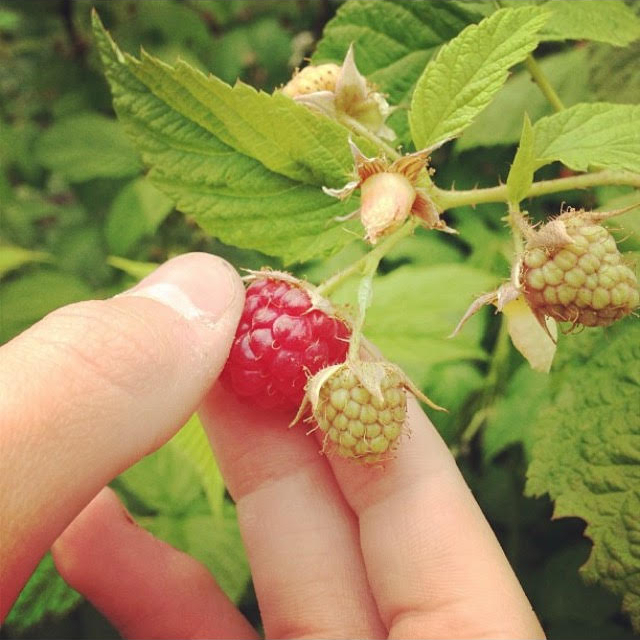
[{"left": 223, "top": 277, "right": 350, "bottom": 410}]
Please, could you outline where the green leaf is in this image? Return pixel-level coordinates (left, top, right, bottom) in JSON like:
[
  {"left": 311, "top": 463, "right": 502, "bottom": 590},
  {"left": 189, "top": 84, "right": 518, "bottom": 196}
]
[
  {"left": 116, "top": 432, "right": 249, "bottom": 603},
  {"left": 458, "top": 47, "right": 590, "bottom": 150},
  {"left": 409, "top": 6, "right": 549, "bottom": 150},
  {"left": 589, "top": 40, "right": 640, "bottom": 105},
  {"left": 106, "top": 255, "right": 158, "bottom": 281},
  {"left": 540, "top": 0, "right": 640, "bottom": 46},
  {"left": 142, "top": 504, "right": 250, "bottom": 603},
  {"left": 533, "top": 103, "right": 640, "bottom": 173},
  {"left": 334, "top": 264, "right": 498, "bottom": 386},
  {"left": 506, "top": 113, "right": 535, "bottom": 203},
  {"left": 35, "top": 112, "right": 143, "bottom": 182},
  {"left": 169, "top": 414, "right": 226, "bottom": 518},
  {"left": 92, "top": 11, "right": 370, "bottom": 264},
  {"left": 0, "top": 270, "right": 92, "bottom": 344},
  {"left": 0, "top": 7, "right": 21, "bottom": 32},
  {"left": 483, "top": 364, "right": 549, "bottom": 462},
  {"left": 526, "top": 320, "right": 640, "bottom": 631},
  {"left": 106, "top": 177, "right": 174, "bottom": 255},
  {"left": 313, "top": 0, "right": 480, "bottom": 145},
  {"left": 384, "top": 228, "right": 464, "bottom": 267},
  {"left": 0, "top": 244, "right": 52, "bottom": 278},
  {"left": 118, "top": 438, "right": 205, "bottom": 518},
  {"left": 4, "top": 553, "right": 82, "bottom": 633},
  {"left": 427, "top": 361, "right": 484, "bottom": 444}
]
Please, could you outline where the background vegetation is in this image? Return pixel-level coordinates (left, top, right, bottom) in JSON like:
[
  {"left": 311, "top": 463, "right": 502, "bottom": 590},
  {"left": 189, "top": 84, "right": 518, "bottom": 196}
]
[{"left": 1, "top": 1, "right": 638, "bottom": 638}]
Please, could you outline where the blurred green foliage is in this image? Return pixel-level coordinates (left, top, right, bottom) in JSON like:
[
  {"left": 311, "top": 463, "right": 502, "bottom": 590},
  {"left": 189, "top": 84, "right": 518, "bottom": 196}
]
[{"left": 1, "top": 1, "right": 638, "bottom": 638}]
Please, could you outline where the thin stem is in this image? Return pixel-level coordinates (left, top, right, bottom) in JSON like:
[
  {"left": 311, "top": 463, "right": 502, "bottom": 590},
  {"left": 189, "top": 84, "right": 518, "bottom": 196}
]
[
  {"left": 337, "top": 113, "right": 401, "bottom": 161},
  {"left": 525, "top": 54, "right": 565, "bottom": 113},
  {"left": 348, "top": 267, "right": 375, "bottom": 359},
  {"left": 316, "top": 218, "right": 417, "bottom": 298},
  {"left": 433, "top": 170, "right": 640, "bottom": 210},
  {"left": 453, "top": 315, "right": 511, "bottom": 457}
]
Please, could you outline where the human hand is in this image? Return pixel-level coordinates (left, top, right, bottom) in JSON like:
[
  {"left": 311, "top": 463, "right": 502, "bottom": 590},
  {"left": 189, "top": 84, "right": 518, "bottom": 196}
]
[{"left": 0, "top": 253, "right": 544, "bottom": 639}]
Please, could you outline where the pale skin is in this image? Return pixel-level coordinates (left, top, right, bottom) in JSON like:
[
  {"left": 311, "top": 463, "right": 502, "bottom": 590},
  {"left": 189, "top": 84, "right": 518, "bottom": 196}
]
[{"left": 0, "top": 253, "right": 545, "bottom": 639}]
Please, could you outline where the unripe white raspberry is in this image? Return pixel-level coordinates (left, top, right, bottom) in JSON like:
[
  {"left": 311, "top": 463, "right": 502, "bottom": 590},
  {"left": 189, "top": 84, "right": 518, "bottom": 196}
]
[{"left": 281, "top": 63, "right": 341, "bottom": 98}]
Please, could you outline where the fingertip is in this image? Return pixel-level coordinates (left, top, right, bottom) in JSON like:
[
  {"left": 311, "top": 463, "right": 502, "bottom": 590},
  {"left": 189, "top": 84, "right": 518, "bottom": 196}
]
[
  {"left": 52, "top": 487, "right": 132, "bottom": 584},
  {"left": 123, "top": 252, "right": 245, "bottom": 329},
  {"left": 52, "top": 486, "right": 257, "bottom": 639}
]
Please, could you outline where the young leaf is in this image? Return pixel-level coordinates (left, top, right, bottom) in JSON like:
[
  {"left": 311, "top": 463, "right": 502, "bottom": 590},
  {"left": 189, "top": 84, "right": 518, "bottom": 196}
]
[
  {"left": 506, "top": 113, "right": 535, "bottom": 204},
  {"left": 312, "top": 0, "right": 481, "bottom": 145},
  {"left": 540, "top": 0, "right": 640, "bottom": 47},
  {"left": 409, "top": 6, "right": 549, "bottom": 150},
  {"left": 458, "top": 47, "right": 590, "bottom": 150},
  {"left": 35, "top": 112, "right": 142, "bottom": 182},
  {"left": 533, "top": 103, "right": 640, "bottom": 173},
  {"left": 92, "top": 11, "right": 368, "bottom": 264},
  {"left": 526, "top": 320, "right": 640, "bottom": 631},
  {"left": 4, "top": 553, "right": 82, "bottom": 633}
]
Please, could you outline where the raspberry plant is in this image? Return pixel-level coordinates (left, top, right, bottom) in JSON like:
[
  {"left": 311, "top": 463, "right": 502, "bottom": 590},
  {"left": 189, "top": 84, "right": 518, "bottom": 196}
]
[{"left": 2, "top": 1, "right": 640, "bottom": 636}]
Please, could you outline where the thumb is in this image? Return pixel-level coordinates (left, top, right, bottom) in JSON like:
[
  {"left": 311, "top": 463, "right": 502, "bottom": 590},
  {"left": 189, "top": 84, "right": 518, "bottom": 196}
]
[{"left": 0, "top": 252, "right": 244, "bottom": 619}]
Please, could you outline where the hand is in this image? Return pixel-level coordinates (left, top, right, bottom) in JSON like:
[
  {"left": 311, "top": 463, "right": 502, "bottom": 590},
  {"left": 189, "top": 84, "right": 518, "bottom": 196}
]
[{"left": 0, "top": 253, "right": 544, "bottom": 639}]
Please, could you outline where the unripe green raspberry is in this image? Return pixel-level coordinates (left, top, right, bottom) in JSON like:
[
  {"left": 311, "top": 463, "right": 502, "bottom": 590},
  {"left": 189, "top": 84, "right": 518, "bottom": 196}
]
[
  {"left": 521, "top": 214, "right": 639, "bottom": 327},
  {"left": 315, "top": 366, "right": 407, "bottom": 463},
  {"left": 292, "top": 359, "right": 444, "bottom": 465}
]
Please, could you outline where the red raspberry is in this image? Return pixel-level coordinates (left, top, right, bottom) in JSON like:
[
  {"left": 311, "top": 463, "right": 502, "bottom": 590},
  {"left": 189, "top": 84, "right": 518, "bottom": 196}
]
[{"left": 223, "top": 278, "right": 350, "bottom": 411}]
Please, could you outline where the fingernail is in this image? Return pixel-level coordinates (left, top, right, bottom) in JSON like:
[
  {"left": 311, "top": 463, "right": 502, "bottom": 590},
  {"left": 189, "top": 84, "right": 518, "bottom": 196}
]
[{"left": 119, "top": 253, "right": 240, "bottom": 327}]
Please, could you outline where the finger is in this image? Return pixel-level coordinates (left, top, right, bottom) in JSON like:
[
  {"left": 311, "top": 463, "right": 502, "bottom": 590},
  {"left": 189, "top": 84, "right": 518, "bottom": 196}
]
[
  {"left": 53, "top": 487, "right": 257, "bottom": 640},
  {"left": 0, "top": 253, "right": 244, "bottom": 619},
  {"left": 322, "top": 399, "right": 545, "bottom": 639},
  {"left": 200, "top": 385, "right": 387, "bottom": 640}
]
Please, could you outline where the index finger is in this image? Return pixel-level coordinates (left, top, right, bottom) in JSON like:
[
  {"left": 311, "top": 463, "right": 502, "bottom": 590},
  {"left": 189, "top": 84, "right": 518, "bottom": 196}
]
[{"left": 323, "top": 398, "right": 545, "bottom": 639}]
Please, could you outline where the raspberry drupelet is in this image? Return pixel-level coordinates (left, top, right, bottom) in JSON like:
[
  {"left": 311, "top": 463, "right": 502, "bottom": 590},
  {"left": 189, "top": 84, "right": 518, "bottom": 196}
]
[{"left": 222, "top": 278, "right": 350, "bottom": 411}]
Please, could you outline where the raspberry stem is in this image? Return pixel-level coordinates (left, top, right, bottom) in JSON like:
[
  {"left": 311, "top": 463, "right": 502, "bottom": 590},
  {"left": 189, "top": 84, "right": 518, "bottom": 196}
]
[
  {"left": 336, "top": 112, "right": 401, "bottom": 161},
  {"left": 316, "top": 218, "right": 418, "bottom": 298},
  {"left": 432, "top": 170, "right": 640, "bottom": 210}
]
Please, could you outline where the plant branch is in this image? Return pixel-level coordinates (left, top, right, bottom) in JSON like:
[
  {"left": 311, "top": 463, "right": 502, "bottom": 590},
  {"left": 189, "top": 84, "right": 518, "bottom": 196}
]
[
  {"left": 316, "top": 218, "right": 417, "bottom": 298},
  {"left": 525, "top": 54, "right": 564, "bottom": 113},
  {"left": 433, "top": 170, "right": 640, "bottom": 210}
]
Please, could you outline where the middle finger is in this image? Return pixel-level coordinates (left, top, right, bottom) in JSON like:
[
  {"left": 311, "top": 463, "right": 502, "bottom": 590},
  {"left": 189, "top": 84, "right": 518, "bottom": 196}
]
[{"left": 201, "top": 384, "right": 386, "bottom": 639}]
